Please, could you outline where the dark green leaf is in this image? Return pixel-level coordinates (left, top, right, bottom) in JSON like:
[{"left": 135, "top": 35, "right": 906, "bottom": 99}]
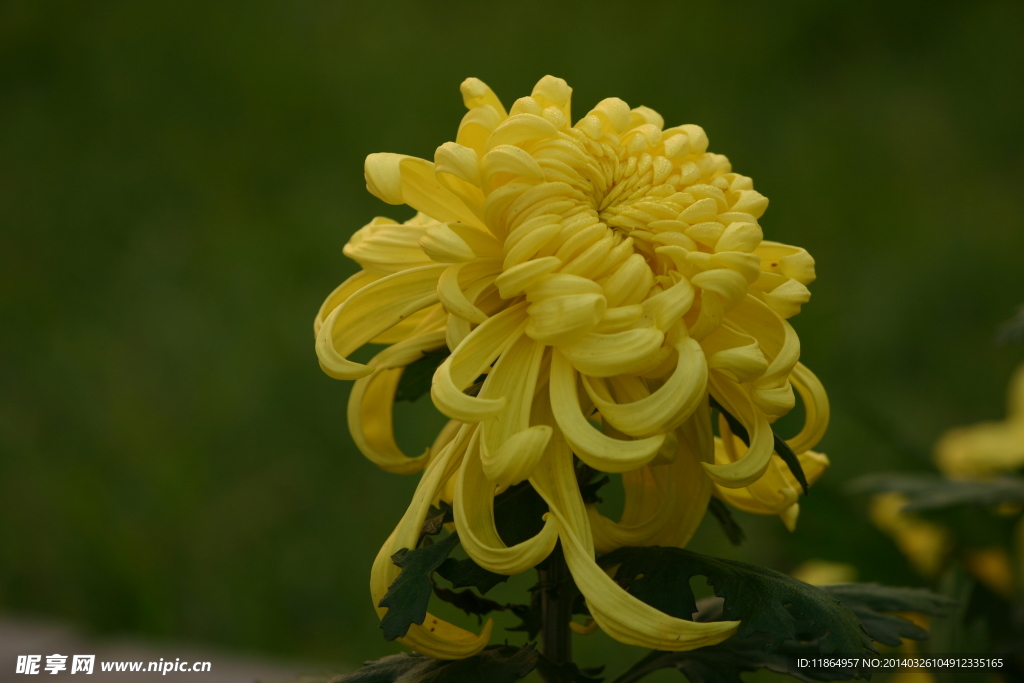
[
  {"left": 330, "top": 645, "right": 538, "bottom": 683},
  {"left": 773, "top": 432, "right": 809, "bottom": 494},
  {"left": 436, "top": 556, "right": 509, "bottom": 594},
  {"left": 432, "top": 585, "right": 506, "bottom": 620},
  {"left": 379, "top": 481, "right": 552, "bottom": 641},
  {"left": 822, "top": 584, "right": 954, "bottom": 647},
  {"left": 849, "top": 473, "right": 1024, "bottom": 512},
  {"left": 507, "top": 585, "right": 543, "bottom": 639},
  {"left": 599, "top": 546, "right": 872, "bottom": 654},
  {"left": 601, "top": 547, "right": 699, "bottom": 621},
  {"left": 535, "top": 655, "right": 605, "bottom": 683},
  {"left": 612, "top": 585, "right": 951, "bottom": 683},
  {"left": 707, "top": 498, "right": 745, "bottom": 545},
  {"left": 710, "top": 396, "right": 807, "bottom": 494},
  {"left": 395, "top": 348, "right": 450, "bottom": 403},
  {"left": 378, "top": 533, "right": 459, "bottom": 640}
]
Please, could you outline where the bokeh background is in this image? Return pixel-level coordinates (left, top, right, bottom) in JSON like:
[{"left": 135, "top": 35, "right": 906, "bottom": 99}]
[{"left": 3, "top": 0, "right": 1024, "bottom": 677}]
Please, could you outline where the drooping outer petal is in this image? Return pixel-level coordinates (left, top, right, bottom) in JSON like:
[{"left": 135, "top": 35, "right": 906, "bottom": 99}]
[
  {"left": 588, "top": 402, "right": 714, "bottom": 553},
  {"left": 317, "top": 264, "right": 447, "bottom": 379},
  {"left": 348, "top": 330, "right": 448, "bottom": 474},
  {"left": 370, "top": 425, "right": 493, "bottom": 659},
  {"left": 453, "top": 428, "right": 559, "bottom": 574},
  {"left": 702, "top": 373, "right": 775, "bottom": 488},
  {"left": 787, "top": 362, "right": 830, "bottom": 454},
  {"left": 528, "top": 396, "right": 738, "bottom": 650},
  {"left": 478, "top": 336, "right": 551, "bottom": 486}
]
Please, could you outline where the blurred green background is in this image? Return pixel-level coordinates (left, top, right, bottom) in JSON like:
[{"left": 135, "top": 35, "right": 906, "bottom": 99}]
[{"left": 2, "top": 0, "right": 1024, "bottom": 676}]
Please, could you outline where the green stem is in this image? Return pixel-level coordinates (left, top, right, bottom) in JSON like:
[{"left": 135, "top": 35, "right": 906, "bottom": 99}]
[{"left": 539, "top": 545, "right": 573, "bottom": 680}]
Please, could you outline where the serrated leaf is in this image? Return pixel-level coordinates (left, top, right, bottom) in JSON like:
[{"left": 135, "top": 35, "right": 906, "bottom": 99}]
[
  {"left": 378, "top": 533, "right": 459, "bottom": 640},
  {"left": 849, "top": 473, "right": 1024, "bottom": 512},
  {"left": 822, "top": 584, "right": 954, "bottom": 647},
  {"left": 710, "top": 396, "right": 808, "bottom": 494},
  {"left": 507, "top": 587, "right": 543, "bottom": 639},
  {"left": 600, "top": 547, "right": 699, "bottom": 621},
  {"left": 432, "top": 585, "right": 506, "bottom": 620},
  {"left": 599, "top": 546, "right": 873, "bottom": 654},
  {"left": 395, "top": 348, "right": 450, "bottom": 403},
  {"left": 331, "top": 645, "right": 538, "bottom": 683},
  {"left": 707, "top": 497, "right": 745, "bottom": 545},
  {"left": 436, "top": 556, "right": 509, "bottom": 594},
  {"left": 378, "top": 483, "right": 550, "bottom": 642}
]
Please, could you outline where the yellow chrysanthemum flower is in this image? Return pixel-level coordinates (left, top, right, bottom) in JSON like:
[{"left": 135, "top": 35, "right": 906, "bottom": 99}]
[
  {"left": 790, "top": 559, "right": 858, "bottom": 586},
  {"left": 314, "top": 76, "right": 830, "bottom": 658},
  {"left": 935, "top": 364, "right": 1024, "bottom": 479},
  {"left": 870, "top": 493, "right": 951, "bottom": 578}
]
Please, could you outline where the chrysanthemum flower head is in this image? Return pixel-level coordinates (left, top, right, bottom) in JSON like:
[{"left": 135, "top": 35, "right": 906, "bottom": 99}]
[{"left": 315, "top": 76, "right": 830, "bottom": 658}]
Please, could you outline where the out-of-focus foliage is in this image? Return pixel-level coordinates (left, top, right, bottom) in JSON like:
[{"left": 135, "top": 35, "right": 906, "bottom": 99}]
[{"left": 1, "top": 0, "right": 1023, "bottom": 674}]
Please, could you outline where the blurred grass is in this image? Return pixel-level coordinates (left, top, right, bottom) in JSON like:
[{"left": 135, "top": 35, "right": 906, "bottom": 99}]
[{"left": 1, "top": 0, "right": 1023, "bottom": 674}]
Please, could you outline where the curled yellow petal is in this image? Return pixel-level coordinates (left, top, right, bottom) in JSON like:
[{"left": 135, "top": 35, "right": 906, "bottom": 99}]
[
  {"left": 640, "top": 272, "right": 695, "bottom": 331},
  {"left": 788, "top": 362, "right": 830, "bottom": 454},
  {"left": 482, "top": 144, "right": 546, "bottom": 188},
  {"left": 559, "top": 327, "right": 666, "bottom": 378},
  {"left": 348, "top": 330, "right": 448, "bottom": 474},
  {"left": 526, "top": 293, "right": 606, "bottom": 346},
  {"left": 702, "top": 375, "right": 774, "bottom": 488},
  {"left": 431, "top": 302, "right": 528, "bottom": 422},
  {"left": 437, "top": 263, "right": 493, "bottom": 324},
  {"left": 364, "top": 153, "right": 485, "bottom": 229},
  {"left": 478, "top": 336, "right": 549, "bottom": 486},
  {"left": 701, "top": 325, "right": 768, "bottom": 384},
  {"left": 420, "top": 223, "right": 476, "bottom": 263},
  {"left": 550, "top": 350, "right": 664, "bottom": 473},
  {"left": 344, "top": 216, "right": 437, "bottom": 275},
  {"left": 460, "top": 77, "right": 507, "bottom": 117},
  {"left": 589, "top": 403, "right": 714, "bottom": 552},
  {"left": 454, "top": 428, "right": 559, "bottom": 574},
  {"left": 316, "top": 264, "right": 447, "bottom": 380},
  {"left": 584, "top": 337, "right": 707, "bottom": 437},
  {"left": 313, "top": 270, "right": 378, "bottom": 337},
  {"left": 496, "top": 256, "right": 562, "bottom": 299}
]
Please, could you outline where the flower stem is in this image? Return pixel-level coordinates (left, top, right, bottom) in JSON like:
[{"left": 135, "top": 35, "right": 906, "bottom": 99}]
[{"left": 539, "top": 544, "right": 573, "bottom": 679}]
